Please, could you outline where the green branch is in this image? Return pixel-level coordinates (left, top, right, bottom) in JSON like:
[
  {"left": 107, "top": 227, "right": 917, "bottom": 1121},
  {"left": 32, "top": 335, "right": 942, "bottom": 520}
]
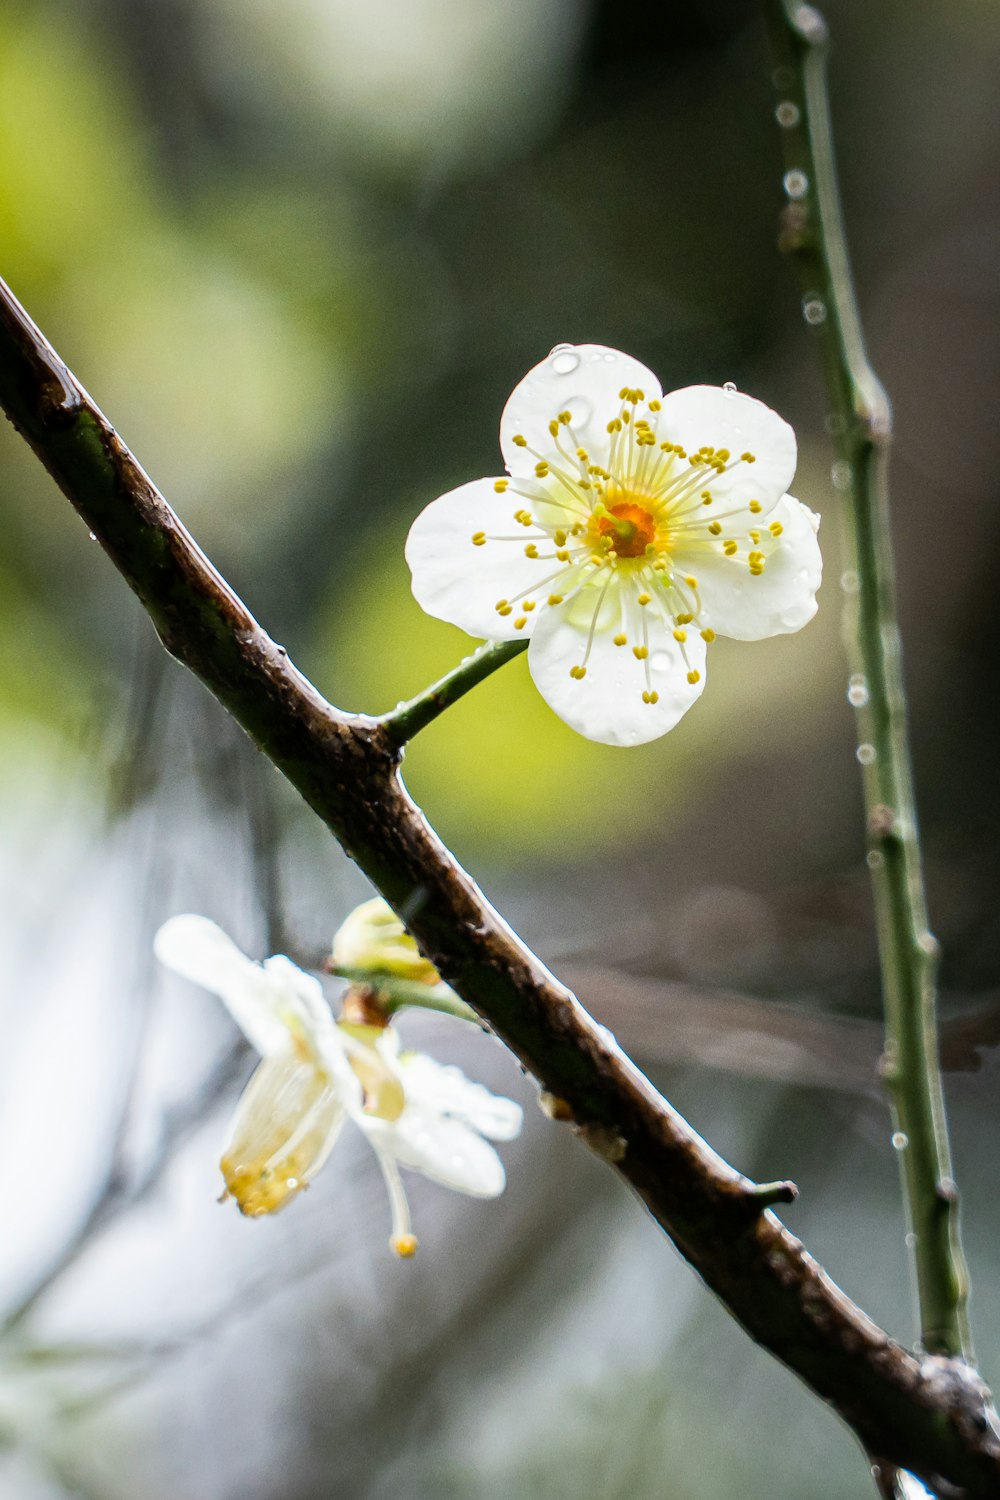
[
  {"left": 383, "top": 639, "right": 527, "bottom": 745},
  {"left": 763, "top": 0, "right": 972, "bottom": 1361}
]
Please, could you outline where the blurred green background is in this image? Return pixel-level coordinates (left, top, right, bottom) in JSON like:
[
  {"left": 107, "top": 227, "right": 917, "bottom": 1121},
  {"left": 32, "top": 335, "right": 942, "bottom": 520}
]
[{"left": 2, "top": 0, "right": 999, "bottom": 1496}]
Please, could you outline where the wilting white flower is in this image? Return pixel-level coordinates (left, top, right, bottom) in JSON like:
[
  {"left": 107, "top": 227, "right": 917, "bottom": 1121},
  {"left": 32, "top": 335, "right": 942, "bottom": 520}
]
[
  {"left": 154, "top": 915, "right": 522, "bottom": 1255},
  {"left": 332, "top": 895, "right": 441, "bottom": 984},
  {"left": 406, "top": 343, "right": 822, "bottom": 745}
]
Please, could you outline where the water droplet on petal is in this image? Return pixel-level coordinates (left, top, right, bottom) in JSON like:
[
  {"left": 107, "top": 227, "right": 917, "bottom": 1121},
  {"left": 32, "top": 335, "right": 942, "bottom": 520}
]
[
  {"left": 722, "top": 380, "right": 738, "bottom": 395},
  {"left": 802, "top": 296, "right": 827, "bottom": 325},
  {"left": 847, "top": 674, "right": 869, "bottom": 707},
  {"left": 651, "top": 651, "right": 672, "bottom": 673},
  {"left": 783, "top": 169, "right": 809, "bottom": 199},
  {"left": 775, "top": 100, "right": 800, "bottom": 128},
  {"left": 602, "top": 352, "right": 617, "bottom": 363},
  {"left": 892, "top": 1131, "right": 908, "bottom": 1151},
  {"left": 88, "top": 531, "right": 97, "bottom": 541},
  {"left": 905, "top": 1231, "right": 917, "bottom": 1248},
  {"left": 549, "top": 346, "right": 580, "bottom": 375},
  {"left": 856, "top": 742, "right": 877, "bottom": 765},
  {"left": 565, "top": 396, "right": 592, "bottom": 428}
]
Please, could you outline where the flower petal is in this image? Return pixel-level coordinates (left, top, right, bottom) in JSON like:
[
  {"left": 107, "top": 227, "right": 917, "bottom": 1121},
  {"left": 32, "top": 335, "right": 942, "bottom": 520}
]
[
  {"left": 657, "top": 385, "right": 796, "bottom": 509},
  {"left": 499, "top": 344, "right": 662, "bottom": 478},
  {"left": 221, "top": 1053, "right": 347, "bottom": 1216},
  {"left": 527, "top": 599, "right": 707, "bottom": 746},
  {"left": 263, "top": 955, "right": 334, "bottom": 1033},
  {"left": 397, "top": 1053, "right": 523, "bottom": 1141},
  {"left": 154, "top": 915, "right": 293, "bottom": 1057},
  {"left": 360, "top": 1106, "right": 508, "bottom": 1197},
  {"left": 692, "top": 495, "right": 822, "bottom": 640},
  {"left": 406, "top": 478, "right": 561, "bottom": 639}
]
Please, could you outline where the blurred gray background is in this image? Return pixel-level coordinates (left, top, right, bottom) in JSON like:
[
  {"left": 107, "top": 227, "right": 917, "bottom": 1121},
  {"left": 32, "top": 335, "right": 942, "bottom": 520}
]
[{"left": 2, "top": 0, "right": 999, "bottom": 1495}]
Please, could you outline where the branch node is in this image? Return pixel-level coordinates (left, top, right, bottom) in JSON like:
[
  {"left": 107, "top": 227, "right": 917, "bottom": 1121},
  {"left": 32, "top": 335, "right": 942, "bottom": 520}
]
[
  {"left": 868, "top": 802, "right": 899, "bottom": 840},
  {"left": 537, "top": 1091, "right": 575, "bottom": 1123},
  {"left": 574, "top": 1121, "right": 627, "bottom": 1164}
]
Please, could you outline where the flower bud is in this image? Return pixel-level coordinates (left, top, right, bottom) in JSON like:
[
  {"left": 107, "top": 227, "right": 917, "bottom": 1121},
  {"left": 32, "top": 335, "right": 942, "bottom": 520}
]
[{"left": 332, "top": 897, "right": 440, "bottom": 985}]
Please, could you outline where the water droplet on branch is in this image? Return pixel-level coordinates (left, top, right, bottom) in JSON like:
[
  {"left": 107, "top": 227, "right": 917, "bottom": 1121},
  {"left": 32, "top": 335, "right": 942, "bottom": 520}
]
[{"left": 847, "top": 674, "right": 869, "bottom": 707}]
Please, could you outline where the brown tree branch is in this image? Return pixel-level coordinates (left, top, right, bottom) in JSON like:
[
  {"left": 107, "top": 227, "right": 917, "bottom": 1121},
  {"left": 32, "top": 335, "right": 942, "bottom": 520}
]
[{"left": 2, "top": 276, "right": 998, "bottom": 1494}]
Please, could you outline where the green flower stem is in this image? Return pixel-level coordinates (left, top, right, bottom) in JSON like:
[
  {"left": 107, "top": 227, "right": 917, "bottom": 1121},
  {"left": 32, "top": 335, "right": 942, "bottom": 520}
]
[
  {"left": 330, "top": 964, "right": 479, "bottom": 1022},
  {"left": 764, "top": 0, "right": 971, "bottom": 1360},
  {"left": 382, "top": 639, "right": 527, "bottom": 745}
]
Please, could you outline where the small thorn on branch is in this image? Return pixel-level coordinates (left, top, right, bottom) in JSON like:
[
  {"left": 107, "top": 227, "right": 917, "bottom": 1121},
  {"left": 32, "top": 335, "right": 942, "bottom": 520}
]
[{"left": 748, "top": 1179, "right": 799, "bottom": 1211}]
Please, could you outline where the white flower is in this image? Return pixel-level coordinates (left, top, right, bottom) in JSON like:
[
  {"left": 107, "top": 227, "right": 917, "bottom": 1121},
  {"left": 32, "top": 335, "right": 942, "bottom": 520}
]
[
  {"left": 406, "top": 343, "right": 822, "bottom": 746},
  {"left": 154, "top": 915, "right": 522, "bottom": 1255}
]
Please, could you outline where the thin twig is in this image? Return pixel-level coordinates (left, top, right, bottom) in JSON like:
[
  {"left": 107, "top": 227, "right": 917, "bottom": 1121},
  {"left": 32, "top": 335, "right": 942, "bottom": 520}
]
[
  {"left": 1, "top": 275, "right": 998, "bottom": 1490},
  {"left": 763, "top": 0, "right": 972, "bottom": 1361},
  {"left": 382, "top": 639, "right": 527, "bottom": 745},
  {"left": 329, "top": 964, "right": 479, "bottom": 1022}
]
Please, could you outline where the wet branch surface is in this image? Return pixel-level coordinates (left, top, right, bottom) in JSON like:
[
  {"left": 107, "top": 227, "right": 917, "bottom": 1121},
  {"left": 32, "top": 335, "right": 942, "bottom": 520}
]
[{"left": 2, "top": 276, "right": 999, "bottom": 1494}]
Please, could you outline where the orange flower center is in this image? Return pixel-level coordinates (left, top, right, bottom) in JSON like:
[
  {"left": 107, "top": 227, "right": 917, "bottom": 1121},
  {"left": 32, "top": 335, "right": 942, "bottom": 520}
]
[{"left": 596, "top": 501, "right": 658, "bottom": 559}]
